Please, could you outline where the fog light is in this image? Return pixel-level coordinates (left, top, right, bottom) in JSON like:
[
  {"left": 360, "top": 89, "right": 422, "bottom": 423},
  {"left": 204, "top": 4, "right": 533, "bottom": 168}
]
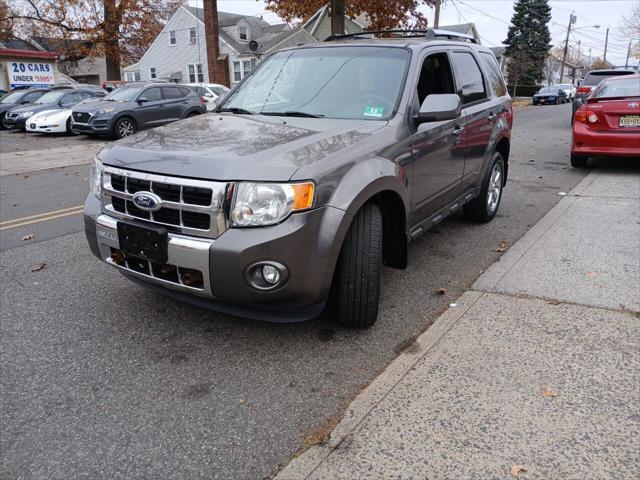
[{"left": 262, "top": 265, "right": 280, "bottom": 285}]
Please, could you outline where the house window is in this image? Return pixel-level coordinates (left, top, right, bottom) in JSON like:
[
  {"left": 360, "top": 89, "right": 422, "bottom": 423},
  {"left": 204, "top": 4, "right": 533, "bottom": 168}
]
[
  {"left": 239, "top": 26, "right": 248, "bottom": 41},
  {"left": 233, "top": 61, "right": 242, "bottom": 82},
  {"left": 189, "top": 27, "right": 197, "bottom": 44},
  {"left": 187, "top": 64, "right": 204, "bottom": 83},
  {"left": 250, "top": 58, "right": 257, "bottom": 68},
  {"left": 149, "top": 67, "right": 157, "bottom": 80},
  {"left": 125, "top": 71, "right": 140, "bottom": 82},
  {"left": 243, "top": 60, "right": 252, "bottom": 75},
  {"left": 169, "top": 30, "right": 176, "bottom": 45}
]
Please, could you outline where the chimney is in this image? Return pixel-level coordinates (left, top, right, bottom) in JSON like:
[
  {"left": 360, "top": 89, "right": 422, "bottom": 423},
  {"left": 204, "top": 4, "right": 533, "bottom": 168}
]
[{"left": 203, "top": 0, "right": 230, "bottom": 87}]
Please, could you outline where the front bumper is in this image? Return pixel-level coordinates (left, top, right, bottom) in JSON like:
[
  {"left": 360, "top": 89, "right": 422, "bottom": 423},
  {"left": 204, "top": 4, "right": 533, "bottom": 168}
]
[
  {"left": 71, "top": 115, "right": 114, "bottom": 134},
  {"left": 3, "top": 115, "right": 27, "bottom": 129},
  {"left": 572, "top": 124, "right": 640, "bottom": 158},
  {"left": 84, "top": 195, "right": 350, "bottom": 322}
]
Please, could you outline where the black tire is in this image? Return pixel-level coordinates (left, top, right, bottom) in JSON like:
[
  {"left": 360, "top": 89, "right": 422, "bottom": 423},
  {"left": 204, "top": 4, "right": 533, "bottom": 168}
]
[
  {"left": 464, "top": 152, "right": 505, "bottom": 223},
  {"left": 570, "top": 154, "right": 588, "bottom": 168},
  {"left": 0, "top": 113, "right": 6, "bottom": 130},
  {"left": 333, "top": 203, "right": 382, "bottom": 328},
  {"left": 187, "top": 111, "right": 201, "bottom": 118},
  {"left": 65, "top": 117, "right": 77, "bottom": 135},
  {"left": 113, "top": 117, "right": 136, "bottom": 139}
]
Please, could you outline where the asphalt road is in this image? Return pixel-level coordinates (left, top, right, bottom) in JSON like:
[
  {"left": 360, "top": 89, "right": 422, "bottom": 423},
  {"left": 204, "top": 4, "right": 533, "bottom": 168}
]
[{"left": 1, "top": 103, "right": 594, "bottom": 479}]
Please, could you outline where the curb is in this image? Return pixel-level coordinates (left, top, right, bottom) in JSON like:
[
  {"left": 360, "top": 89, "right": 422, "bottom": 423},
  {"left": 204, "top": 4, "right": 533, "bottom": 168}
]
[
  {"left": 473, "top": 171, "right": 599, "bottom": 292},
  {"left": 277, "top": 290, "right": 484, "bottom": 480}
]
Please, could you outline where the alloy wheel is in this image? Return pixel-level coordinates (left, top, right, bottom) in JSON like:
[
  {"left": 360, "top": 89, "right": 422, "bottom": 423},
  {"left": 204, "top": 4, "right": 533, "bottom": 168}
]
[
  {"left": 118, "top": 120, "right": 134, "bottom": 137},
  {"left": 487, "top": 162, "right": 502, "bottom": 214}
]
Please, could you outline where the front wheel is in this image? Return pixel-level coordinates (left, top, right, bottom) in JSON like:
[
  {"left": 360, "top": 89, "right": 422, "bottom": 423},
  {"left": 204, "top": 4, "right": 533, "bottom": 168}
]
[
  {"left": 332, "top": 203, "right": 382, "bottom": 328},
  {"left": 66, "top": 117, "right": 78, "bottom": 135},
  {"left": 464, "top": 152, "right": 505, "bottom": 223},
  {"left": 113, "top": 117, "right": 136, "bottom": 139}
]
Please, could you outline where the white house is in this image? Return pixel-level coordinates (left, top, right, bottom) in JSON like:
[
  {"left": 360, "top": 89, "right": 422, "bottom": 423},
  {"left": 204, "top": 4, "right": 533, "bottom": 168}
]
[{"left": 122, "top": 5, "right": 315, "bottom": 86}]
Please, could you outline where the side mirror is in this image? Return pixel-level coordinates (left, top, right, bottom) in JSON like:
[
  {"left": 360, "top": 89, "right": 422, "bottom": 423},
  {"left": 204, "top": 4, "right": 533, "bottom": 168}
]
[
  {"left": 417, "top": 94, "right": 461, "bottom": 123},
  {"left": 137, "top": 96, "right": 149, "bottom": 104}
]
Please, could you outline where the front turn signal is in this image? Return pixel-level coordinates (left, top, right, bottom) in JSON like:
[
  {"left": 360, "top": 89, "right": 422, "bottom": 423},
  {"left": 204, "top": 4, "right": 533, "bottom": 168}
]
[{"left": 292, "top": 182, "right": 315, "bottom": 211}]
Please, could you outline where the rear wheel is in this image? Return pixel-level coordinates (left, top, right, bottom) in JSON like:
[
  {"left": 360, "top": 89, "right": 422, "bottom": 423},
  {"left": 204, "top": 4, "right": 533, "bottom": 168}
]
[
  {"left": 333, "top": 203, "right": 382, "bottom": 328},
  {"left": 570, "top": 154, "right": 588, "bottom": 168},
  {"left": 113, "top": 117, "right": 136, "bottom": 139},
  {"left": 464, "top": 152, "right": 505, "bottom": 223},
  {"left": 65, "top": 117, "right": 77, "bottom": 135}
]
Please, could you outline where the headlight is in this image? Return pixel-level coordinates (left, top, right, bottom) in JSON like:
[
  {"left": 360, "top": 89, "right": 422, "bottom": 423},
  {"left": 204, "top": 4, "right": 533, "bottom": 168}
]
[
  {"left": 20, "top": 111, "right": 34, "bottom": 118},
  {"left": 231, "top": 182, "right": 315, "bottom": 227},
  {"left": 90, "top": 157, "right": 103, "bottom": 199},
  {"left": 95, "top": 107, "right": 115, "bottom": 115}
]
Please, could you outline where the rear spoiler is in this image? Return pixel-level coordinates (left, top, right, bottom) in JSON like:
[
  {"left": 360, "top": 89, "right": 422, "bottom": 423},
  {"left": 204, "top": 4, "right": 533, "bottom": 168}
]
[{"left": 586, "top": 95, "right": 640, "bottom": 103}]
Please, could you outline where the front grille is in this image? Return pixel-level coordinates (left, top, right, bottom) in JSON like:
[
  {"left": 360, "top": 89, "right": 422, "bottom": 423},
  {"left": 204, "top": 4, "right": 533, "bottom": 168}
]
[
  {"left": 102, "top": 166, "right": 232, "bottom": 239},
  {"left": 8, "top": 112, "right": 18, "bottom": 118},
  {"left": 110, "top": 248, "right": 204, "bottom": 289},
  {"left": 73, "top": 112, "right": 91, "bottom": 123}
]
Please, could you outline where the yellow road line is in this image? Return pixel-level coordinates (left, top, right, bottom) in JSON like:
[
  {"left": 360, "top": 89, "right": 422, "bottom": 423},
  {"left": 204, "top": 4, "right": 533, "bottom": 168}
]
[{"left": 0, "top": 205, "right": 84, "bottom": 231}]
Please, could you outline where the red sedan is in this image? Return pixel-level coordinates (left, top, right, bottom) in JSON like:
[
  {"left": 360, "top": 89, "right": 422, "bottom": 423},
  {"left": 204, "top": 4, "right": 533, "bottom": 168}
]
[{"left": 571, "top": 73, "right": 640, "bottom": 167}]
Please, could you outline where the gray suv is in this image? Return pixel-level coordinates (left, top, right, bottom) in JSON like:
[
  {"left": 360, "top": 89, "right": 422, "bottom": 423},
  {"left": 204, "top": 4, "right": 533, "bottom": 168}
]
[
  {"left": 71, "top": 83, "right": 205, "bottom": 138},
  {"left": 84, "top": 30, "right": 513, "bottom": 327}
]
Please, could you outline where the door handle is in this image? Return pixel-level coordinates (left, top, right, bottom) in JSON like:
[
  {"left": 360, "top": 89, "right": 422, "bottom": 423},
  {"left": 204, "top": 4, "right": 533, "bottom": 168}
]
[
  {"left": 452, "top": 125, "right": 464, "bottom": 135},
  {"left": 487, "top": 112, "right": 497, "bottom": 121}
]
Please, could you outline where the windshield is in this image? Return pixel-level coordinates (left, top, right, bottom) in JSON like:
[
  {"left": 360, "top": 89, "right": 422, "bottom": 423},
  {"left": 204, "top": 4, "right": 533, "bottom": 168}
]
[
  {"left": 222, "top": 46, "right": 410, "bottom": 119},
  {"left": 593, "top": 77, "right": 640, "bottom": 98},
  {"left": 35, "top": 91, "right": 66, "bottom": 104},
  {"left": 0, "top": 91, "right": 26, "bottom": 103},
  {"left": 556, "top": 84, "right": 571, "bottom": 89},
  {"left": 105, "top": 86, "right": 144, "bottom": 101},
  {"left": 538, "top": 87, "right": 557, "bottom": 94}
]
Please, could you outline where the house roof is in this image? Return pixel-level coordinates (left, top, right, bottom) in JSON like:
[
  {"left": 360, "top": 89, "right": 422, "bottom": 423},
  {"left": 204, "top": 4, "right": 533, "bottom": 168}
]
[
  {"left": 440, "top": 23, "right": 480, "bottom": 43},
  {"left": 0, "top": 39, "right": 38, "bottom": 51},
  {"left": 0, "top": 38, "right": 59, "bottom": 59},
  {"left": 183, "top": 6, "right": 292, "bottom": 55}
]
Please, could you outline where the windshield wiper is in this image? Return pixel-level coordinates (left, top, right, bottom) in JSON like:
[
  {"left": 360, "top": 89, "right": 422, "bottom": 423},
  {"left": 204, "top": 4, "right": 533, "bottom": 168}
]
[
  {"left": 261, "top": 111, "right": 325, "bottom": 118},
  {"left": 218, "top": 107, "right": 255, "bottom": 115}
]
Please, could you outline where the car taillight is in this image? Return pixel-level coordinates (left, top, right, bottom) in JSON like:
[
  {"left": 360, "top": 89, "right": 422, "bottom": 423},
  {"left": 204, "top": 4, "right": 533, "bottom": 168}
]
[
  {"left": 574, "top": 109, "right": 587, "bottom": 123},
  {"left": 577, "top": 86, "right": 592, "bottom": 95},
  {"left": 587, "top": 112, "right": 599, "bottom": 124},
  {"left": 200, "top": 96, "right": 207, "bottom": 104}
]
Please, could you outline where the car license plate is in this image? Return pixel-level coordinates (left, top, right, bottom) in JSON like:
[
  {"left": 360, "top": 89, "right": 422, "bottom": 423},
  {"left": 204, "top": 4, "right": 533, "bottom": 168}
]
[
  {"left": 117, "top": 222, "right": 168, "bottom": 263},
  {"left": 619, "top": 115, "right": 640, "bottom": 128}
]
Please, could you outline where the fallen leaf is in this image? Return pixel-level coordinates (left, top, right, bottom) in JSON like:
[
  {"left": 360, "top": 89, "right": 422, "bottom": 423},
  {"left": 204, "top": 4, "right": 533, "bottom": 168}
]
[
  {"left": 541, "top": 387, "right": 559, "bottom": 398},
  {"left": 31, "top": 262, "right": 47, "bottom": 272},
  {"left": 22, "top": 174, "right": 29, "bottom": 178},
  {"left": 547, "top": 299, "right": 560, "bottom": 305},
  {"left": 511, "top": 465, "right": 527, "bottom": 477},
  {"left": 22, "top": 234, "right": 34, "bottom": 241},
  {"left": 495, "top": 240, "right": 509, "bottom": 253},
  {"left": 449, "top": 303, "right": 457, "bottom": 308},
  {"left": 587, "top": 272, "right": 597, "bottom": 278},
  {"left": 436, "top": 288, "right": 447, "bottom": 295}
]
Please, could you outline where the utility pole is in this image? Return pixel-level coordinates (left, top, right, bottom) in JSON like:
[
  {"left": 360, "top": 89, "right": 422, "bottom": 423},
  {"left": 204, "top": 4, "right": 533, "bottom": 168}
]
[
  {"left": 330, "top": 0, "right": 345, "bottom": 35},
  {"left": 588, "top": 48, "right": 592, "bottom": 68},
  {"left": 560, "top": 13, "right": 577, "bottom": 83},
  {"left": 603, "top": 27, "right": 609, "bottom": 64},
  {"left": 204, "top": 0, "right": 230, "bottom": 87},
  {"left": 625, "top": 40, "right": 632, "bottom": 68},
  {"left": 434, "top": 0, "right": 441, "bottom": 28}
]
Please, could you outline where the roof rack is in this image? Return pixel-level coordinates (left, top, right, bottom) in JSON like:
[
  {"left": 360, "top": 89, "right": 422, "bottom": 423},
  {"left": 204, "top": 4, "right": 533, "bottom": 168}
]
[{"left": 325, "top": 28, "right": 477, "bottom": 43}]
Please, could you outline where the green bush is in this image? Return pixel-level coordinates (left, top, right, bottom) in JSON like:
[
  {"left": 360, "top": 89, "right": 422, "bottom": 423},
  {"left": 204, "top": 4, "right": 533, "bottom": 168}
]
[{"left": 507, "top": 85, "right": 542, "bottom": 97}]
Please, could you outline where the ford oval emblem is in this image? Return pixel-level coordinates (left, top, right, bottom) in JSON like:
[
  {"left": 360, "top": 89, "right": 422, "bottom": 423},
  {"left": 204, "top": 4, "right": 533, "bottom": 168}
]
[{"left": 132, "top": 191, "right": 162, "bottom": 212}]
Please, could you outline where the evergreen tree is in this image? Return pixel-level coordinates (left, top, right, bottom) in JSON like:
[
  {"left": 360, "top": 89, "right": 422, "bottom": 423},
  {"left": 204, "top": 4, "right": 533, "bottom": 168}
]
[{"left": 503, "top": 0, "right": 552, "bottom": 86}]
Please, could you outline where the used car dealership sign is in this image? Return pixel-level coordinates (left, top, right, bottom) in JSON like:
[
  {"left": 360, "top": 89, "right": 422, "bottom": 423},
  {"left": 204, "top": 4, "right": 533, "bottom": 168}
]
[{"left": 7, "top": 61, "right": 55, "bottom": 88}]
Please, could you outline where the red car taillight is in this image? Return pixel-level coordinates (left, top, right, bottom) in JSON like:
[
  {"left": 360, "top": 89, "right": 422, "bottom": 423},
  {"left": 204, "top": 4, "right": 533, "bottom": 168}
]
[
  {"left": 577, "top": 86, "right": 592, "bottom": 95},
  {"left": 574, "top": 108, "right": 599, "bottom": 125}
]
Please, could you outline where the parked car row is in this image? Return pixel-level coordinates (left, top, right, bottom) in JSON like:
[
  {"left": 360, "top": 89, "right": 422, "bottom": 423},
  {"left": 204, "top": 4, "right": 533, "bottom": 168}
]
[{"left": 1, "top": 81, "right": 228, "bottom": 139}]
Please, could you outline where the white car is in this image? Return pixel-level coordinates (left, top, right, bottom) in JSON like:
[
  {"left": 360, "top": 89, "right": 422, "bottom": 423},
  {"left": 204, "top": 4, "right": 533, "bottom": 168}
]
[
  {"left": 25, "top": 108, "right": 75, "bottom": 134},
  {"left": 555, "top": 83, "right": 576, "bottom": 100},
  {"left": 186, "top": 83, "right": 230, "bottom": 111}
]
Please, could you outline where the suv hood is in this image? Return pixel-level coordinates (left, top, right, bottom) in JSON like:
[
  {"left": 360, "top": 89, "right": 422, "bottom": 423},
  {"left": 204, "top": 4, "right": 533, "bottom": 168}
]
[
  {"left": 74, "top": 99, "right": 127, "bottom": 113},
  {"left": 101, "top": 113, "right": 386, "bottom": 181}
]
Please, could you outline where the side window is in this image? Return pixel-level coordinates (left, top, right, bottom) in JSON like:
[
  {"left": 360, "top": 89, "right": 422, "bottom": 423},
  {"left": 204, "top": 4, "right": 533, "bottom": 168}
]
[
  {"left": 62, "top": 92, "right": 81, "bottom": 105},
  {"left": 162, "top": 87, "right": 184, "bottom": 99},
  {"left": 478, "top": 52, "right": 506, "bottom": 97},
  {"left": 178, "top": 87, "right": 192, "bottom": 96},
  {"left": 450, "top": 51, "right": 487, "bottom": 104},
  {"left": 24, "top": 92, "right": 44, "bottom": 102},
  {"left": 142, "top": 87, "right": 161, "bottom": 101},
  {"left": 416, "top": 52, "right": 456, "bottom": 106}
]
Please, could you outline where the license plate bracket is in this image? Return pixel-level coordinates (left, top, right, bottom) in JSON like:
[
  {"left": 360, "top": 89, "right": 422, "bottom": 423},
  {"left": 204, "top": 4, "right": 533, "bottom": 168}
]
[
  {"left": 117, "top": 222, "right": 168, "bottom": 263},
  {"left": 619, "top": 115, "right": 640, "bottom": 128}
]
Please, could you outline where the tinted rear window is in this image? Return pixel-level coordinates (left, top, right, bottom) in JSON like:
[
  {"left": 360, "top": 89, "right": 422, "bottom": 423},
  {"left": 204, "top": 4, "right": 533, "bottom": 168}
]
[
  {"left": 451, "top": 51, "right": 487, "bottom": 104},
  {"left": 478, "top": 52, "right": 506, "bottom": 97},
  {"left": 583, "top": 71, "right": 634, "bottom": 86}
]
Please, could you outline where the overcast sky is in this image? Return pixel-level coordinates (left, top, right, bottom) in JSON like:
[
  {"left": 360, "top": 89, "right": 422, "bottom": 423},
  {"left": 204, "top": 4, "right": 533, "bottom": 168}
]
[{"left": 201, "top": 0, "right": 637, "bottom": 66}]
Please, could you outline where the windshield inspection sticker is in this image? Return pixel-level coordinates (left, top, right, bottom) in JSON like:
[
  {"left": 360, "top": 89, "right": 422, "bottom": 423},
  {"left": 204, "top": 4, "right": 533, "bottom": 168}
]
[{"left": 363, "top": 106, "right": 384, "bottom": 118}]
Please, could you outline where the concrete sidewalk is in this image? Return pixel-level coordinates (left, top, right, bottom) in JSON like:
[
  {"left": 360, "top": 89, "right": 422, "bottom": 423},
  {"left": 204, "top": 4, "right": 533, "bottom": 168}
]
[
  {"left": 279, "top": 170, "right": 640, "bottom": 480},
  {"left": 0, "top": 143, "right": 103, "bottom": 176}
]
